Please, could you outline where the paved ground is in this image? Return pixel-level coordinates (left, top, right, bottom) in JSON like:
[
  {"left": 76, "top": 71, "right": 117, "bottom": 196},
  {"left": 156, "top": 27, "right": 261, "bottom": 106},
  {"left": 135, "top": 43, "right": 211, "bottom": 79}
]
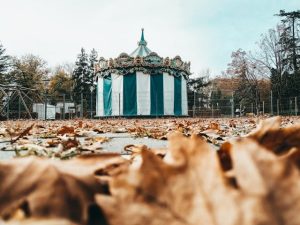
[{"left": 0, "top": 132, "right": 167, "bottom": 160}]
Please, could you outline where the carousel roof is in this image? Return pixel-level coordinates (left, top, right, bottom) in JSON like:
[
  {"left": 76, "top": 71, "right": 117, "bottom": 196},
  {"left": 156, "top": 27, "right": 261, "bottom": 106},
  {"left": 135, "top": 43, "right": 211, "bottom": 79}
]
[
  {"left": 95, "top": 29, "right": 191, "bottom": 78},
  {"left": 130, "top": 29, "right": 152, "bottom": 57}
]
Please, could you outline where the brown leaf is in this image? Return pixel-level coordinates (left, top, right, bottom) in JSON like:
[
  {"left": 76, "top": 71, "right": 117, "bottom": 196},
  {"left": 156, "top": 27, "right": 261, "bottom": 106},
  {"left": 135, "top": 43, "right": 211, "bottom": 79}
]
[
  {"left": 209, "top": 122, "right": 220, "bottom": 130},
  {"left": 93, "top": 137, "right": 110, "bottom": 143},
  {"left": 0, "top": 154, "right": 125, "bottom": 224},
  {"left": 217, "top": 141, "right": 233, "bottom": 171},
  {"left": 62, "top": 138, "right": 79, "bottom": 150},
  {"left": 96, "top": 133, "right": 241, "bottom": 225},
  {"left": 57, "top": 126, "right": 75, "bottom": 136},
  {"left": 248, "top": 117, "right": 300, "bottom": 155},
  {"left": 230, "top": 138, "right": 300, "bottom": 225},
  {"left": 11, "top": 124, "right": 34, "bottom": 144}
]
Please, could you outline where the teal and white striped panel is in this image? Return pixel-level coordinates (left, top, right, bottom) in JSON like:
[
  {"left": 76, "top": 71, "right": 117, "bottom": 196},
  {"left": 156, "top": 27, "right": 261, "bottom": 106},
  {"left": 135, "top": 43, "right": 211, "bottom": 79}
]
[
  {"left": 97, "top": 76, "right": 104, "bottom": 117},
  {"left": 136, "top": 71, "right": 150, "bottom": 115},
  {"left": 163, "top": 72, "right": 174, "bottom": 115},
  {"left": 182, "top": 77, "right": 188, "bottom": 115},
  {"left": 111, "top": 73, "right": 123, "bottom": 116},
  {"left": 103, "top": 75, "right": 112, "bottom": 116},
  {"left": 150, "top": 73, "right": 164, "bottom": 116},
  {"left": 174, "top": 76, "right": 182, "bottom": 116},
  {"left": 95, "top": 85, "right": 98, "bottom": 116},
  {"left": 123, "top": 73, "right": 137, "bottom": 116}
]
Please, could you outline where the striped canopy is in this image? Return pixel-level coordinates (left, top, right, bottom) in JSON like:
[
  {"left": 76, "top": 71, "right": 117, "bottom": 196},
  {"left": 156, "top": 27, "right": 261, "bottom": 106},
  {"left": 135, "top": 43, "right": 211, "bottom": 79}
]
[{"left": 96, "top": 72, "right": 188, "bottom": 117}]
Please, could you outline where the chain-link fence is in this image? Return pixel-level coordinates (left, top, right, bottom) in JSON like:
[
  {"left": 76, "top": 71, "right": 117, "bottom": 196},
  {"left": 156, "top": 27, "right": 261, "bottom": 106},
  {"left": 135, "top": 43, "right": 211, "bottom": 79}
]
[
  {"left": 1, "top": 90, "right": 300, "bottom": 120},
  {"left": 0, "top": 90, "right": 97, "bottom": 120},
  {"left": 187, "top": 92, "right": 300, "bottom": 118}
]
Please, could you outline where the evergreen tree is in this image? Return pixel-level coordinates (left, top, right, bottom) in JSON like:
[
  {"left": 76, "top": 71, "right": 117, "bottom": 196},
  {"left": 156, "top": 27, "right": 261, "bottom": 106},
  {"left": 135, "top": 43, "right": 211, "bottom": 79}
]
[
  {"left": 276, "top": 10, "right": 300, "bottom": 74},
  {"left": 267, "top": 10, "right": 300, "bottom": 113},
  {"left": 210, "top": 88, "right": 222, "bottom": 108},
  {"left": 88, "top": 49, "right": 98, "bottom": 115},
  {"left": 187, "top": 76, "right": 210, "bottom": 112},
  {"left": 89, "top": 48, "right": 98, "bottom": 85},
  {"left": 72, "top": 48, "right": 90, "bottom": 104},
  {"left": 0, "top": 43, "right": 11, "bottom": 84}
]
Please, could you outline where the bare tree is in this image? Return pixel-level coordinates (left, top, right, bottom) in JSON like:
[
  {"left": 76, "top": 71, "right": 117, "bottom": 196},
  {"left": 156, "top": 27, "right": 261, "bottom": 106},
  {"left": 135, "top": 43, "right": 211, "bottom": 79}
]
[
  {"left": 253, "top": 26, "right": 286, "bottom": 77},
  {"left": 227, "top": 49, "right": 265, "bottom": 113}
]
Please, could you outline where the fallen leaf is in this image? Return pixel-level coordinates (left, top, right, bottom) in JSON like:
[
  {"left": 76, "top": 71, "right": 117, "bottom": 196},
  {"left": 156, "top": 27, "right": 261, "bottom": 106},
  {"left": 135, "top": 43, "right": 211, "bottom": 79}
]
[
  {"left": 0, "top": 154, "right": 125, "bottom": 224},
  {"left": 57, "top": 126, "right": 75, "bottom": 136}
]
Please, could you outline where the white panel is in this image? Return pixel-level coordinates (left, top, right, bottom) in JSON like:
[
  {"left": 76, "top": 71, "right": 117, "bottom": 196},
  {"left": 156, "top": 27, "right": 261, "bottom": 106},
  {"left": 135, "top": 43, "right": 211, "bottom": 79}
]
[
  {"left": 111, "top": 73, "right": 123, "bottom": 116},
  {"left": 163, "top": 72, "right": 174, "bottom": 115},
  {"left": 97, "top": 76, "right": 104, "bottom": 116},
  {"left": 95, "top": 77, "right": 98, "bottom": 115},
  {"left": 136, "top": 71, "right": 150, "bottom": 115},
  {"left": 181, "top": 77, "right": 188, "bottom": 115}
]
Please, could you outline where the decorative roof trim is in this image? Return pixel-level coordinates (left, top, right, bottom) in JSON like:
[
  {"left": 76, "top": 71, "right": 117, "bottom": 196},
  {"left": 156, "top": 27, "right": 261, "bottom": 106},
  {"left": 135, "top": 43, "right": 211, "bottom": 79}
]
[
  {"left": 96, "top": 67, "right": 189, "bottom": 80},
  {"left": 95, "top": 53, "right": 191, "bottom": 78}
]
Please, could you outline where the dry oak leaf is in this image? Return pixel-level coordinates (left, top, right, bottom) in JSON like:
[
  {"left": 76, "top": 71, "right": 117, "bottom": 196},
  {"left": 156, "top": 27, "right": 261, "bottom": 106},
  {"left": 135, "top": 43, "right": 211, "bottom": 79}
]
[
  {"left": 209, "top": 122, "right": 220, "bottom": 130},
  {"left": 96, "top": 133, "right": 243, "bottom": 225},
  {"left": 230, "top": 138, "right": 300, "bottom": 225},
  {"left": 62, "top": 138, "right": 80, "bottom": 150},
  {"left": 57, "top": 126, "right": 75, "bottom": 136},
  {"left": 93, "top": 137, "right": 110, "bottom": 144},
  {"left": 0, "top": 154, "right": 126, "bottom": 225},
  {"left": 0, "top": 218, "right": 78, "bottom": 225},
  {"left": 248, "top": 116, "right": 300, "bottom": 155},
  {"left": 11, "top": 124, "right": 34, "bottom": 144},
  {"left": 97, "top": 130, "right": 300, "bottom": 225}
]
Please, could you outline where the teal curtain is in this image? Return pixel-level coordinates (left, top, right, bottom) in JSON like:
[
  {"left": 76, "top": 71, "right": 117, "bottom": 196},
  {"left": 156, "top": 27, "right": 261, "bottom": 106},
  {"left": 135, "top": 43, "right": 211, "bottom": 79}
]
[
  {"left": 103, "top": 75, "right": 112, "bottom": 116},
  {"left": 174, "top": 76, "right": 182, "bottom": 115},
  {"left": 123, "top": 73, "right": 137, "bottom": 116},
  {"left": 150, "top": 73, "right": 164, "bottom": 116}
]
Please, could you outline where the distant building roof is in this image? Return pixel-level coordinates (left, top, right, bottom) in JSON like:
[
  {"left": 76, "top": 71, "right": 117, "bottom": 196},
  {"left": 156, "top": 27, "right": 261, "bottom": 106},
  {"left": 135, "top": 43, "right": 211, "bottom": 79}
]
[
  {"left": 211, "top": 77, "right": 240, "bottom": 96},
  {"left": 130, "top": 28, "right": 152, "bottom": 57}
]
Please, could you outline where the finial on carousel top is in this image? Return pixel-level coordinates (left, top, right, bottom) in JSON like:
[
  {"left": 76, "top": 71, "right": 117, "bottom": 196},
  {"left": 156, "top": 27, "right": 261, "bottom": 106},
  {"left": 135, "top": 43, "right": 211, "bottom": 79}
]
[{"left": 138, "top": 28, "right": 147, "bottom": 46}]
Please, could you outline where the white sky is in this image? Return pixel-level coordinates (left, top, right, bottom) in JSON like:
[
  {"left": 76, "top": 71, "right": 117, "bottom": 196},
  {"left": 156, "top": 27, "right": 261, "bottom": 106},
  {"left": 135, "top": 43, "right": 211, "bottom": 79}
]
[{"left": 0, "top": 0, "right": 299, "bottom": 76}]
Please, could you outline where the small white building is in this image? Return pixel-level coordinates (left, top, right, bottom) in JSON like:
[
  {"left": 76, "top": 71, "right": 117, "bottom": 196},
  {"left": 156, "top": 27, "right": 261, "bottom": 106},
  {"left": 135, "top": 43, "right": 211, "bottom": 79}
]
[
  {"left": 33, "top": 103, "right": 56, "bottom": 120},
  {"left": 55, "top": 102, "right": 75, "bottom": 114}
]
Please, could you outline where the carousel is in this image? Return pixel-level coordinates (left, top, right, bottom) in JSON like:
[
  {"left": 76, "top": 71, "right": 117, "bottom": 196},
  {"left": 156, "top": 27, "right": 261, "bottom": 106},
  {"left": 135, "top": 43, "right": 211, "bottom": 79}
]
[{"left": 95, "top": 29, "right": 191, "bottom": 117}]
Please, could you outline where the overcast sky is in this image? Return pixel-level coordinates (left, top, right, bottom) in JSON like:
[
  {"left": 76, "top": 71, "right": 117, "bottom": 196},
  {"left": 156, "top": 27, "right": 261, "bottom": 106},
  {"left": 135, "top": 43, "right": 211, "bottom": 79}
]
[{"left": 0, "top": 0, "right": 299, "bottom": 76}]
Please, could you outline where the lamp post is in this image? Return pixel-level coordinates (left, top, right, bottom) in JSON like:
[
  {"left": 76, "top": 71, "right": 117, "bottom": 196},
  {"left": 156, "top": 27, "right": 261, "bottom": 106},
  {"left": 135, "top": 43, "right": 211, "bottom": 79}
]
[
  {"left": 42, "top": 79, "right": 50, "bottom": 120},
  {"left": 90, "top": 85, "right": 95, "bottom": 119}
]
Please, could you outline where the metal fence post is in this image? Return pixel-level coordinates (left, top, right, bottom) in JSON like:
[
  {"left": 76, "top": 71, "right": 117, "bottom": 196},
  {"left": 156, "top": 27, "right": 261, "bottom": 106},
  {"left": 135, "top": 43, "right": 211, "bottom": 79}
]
[
  {"left": 118, "top": 93, "right": 121, "bottom": 116},
  {"left": 90, "top": 91, "right": 93, "bottom": 119},
  {"left": 7, "top": 95, "right": 10, "bottom": 120},
  {"left": 62, "top": 94, "right": 65, "bottom": 120},
  {"left": 295, "top": 96, "right": 298, "bottom": 116},
  {"left": 231, "top": 92, "right": 234, "bottom": 118},
  {"left": 45, "top": 93, "right": 47, "bottom": 120},
  {"left": 193, "top": 91, "right": 196, "bottom": 117},
  {"left": 277, "top": 99, "right": 279, "bottom": 115},
  {"left": 270, "top": 90, "right": 273, "bottom": 115},
  {"left": 211, "top": 104, "right": 214, "bottom": 118},
  {"left": 80, "top": 92, "right": 83, "bottom": 118},
  {"left": 18, "top": 96, "right": 21, "bottom": 119}
]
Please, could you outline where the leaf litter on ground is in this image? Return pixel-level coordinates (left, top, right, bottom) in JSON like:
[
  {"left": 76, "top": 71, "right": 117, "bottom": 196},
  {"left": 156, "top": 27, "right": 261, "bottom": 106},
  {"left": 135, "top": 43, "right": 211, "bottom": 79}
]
[{"left": 1, "top": 117, "right": 300, "bottom": 224}]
